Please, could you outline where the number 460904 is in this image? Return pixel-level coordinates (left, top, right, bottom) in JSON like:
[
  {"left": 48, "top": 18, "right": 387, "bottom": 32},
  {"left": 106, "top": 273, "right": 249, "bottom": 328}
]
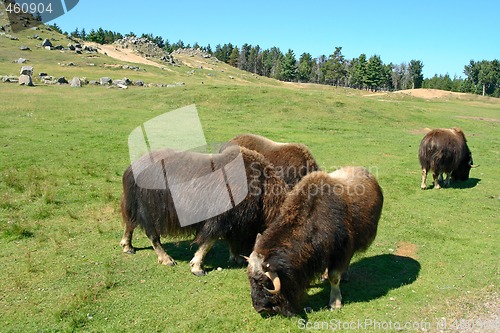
[{"left": 6, "top": 2, "right": 54, "bottom": 14}]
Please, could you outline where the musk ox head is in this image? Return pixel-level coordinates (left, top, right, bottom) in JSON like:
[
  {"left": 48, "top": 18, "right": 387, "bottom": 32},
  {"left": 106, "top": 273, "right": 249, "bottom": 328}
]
[
  {"left": 246, "top": 245, "right": 296, "bottom": 317},
  {"left": 452, "top": 150, "right": 473, "bottom": 181}
]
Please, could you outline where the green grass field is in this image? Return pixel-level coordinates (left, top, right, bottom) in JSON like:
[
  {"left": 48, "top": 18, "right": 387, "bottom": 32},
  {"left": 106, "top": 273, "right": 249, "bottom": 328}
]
[{"left": 1, "top": 15, "right": 499, "bottom": 333}]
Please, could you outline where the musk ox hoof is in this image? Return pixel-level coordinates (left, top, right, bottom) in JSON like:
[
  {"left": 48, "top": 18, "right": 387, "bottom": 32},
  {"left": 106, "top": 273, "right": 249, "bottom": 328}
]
[
  {"left": 120, "top": 242, "right": 136, "bottom": 254},
  {"left": 420, "top": 185, "right": 427, "bottom": 190},
  {"left": 158, "top": 257, "right": 177, "bottom": 266},
  {"left": 191, "top": 268, "right": 207, "bottom": 276},
  {"left": 329, "top": 302, "right": 343, "bottom": 310}
]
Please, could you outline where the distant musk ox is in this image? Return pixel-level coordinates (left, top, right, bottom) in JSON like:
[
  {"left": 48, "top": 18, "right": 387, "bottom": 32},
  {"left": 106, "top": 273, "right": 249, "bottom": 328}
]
[
  {"left": 419, "top": 128, "right": 476, "bottom": 189},
  {"left": 221, "top": 134, "right": 320, "bottom": 187},
  {"left": 246, "top": 167, "right": 383, "bottom": 316},
  {"left": 120, "top": 145, "right": 288, "bottom": 276}
]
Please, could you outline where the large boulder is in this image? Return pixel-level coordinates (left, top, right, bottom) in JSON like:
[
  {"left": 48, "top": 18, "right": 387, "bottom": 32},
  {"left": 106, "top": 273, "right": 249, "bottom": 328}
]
[
  {"left": 100, "top": 77, "right": 112, "bottom": 85},
  {"left": 42, "top": 38, "right": 52, "bottom": 47},
  {"left": 19, "top": 75, "right": 34, "bottom": 86},
  {"left": 70, "top": 77, "right": 82, "bottom": 87},
  {"left": 57, "top": 77, "right": 69, "bottom": 84}
]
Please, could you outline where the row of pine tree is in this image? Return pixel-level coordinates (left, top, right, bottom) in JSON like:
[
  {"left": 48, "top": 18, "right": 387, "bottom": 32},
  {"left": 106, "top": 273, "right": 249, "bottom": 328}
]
[{"left": 51, "top": 24, "right": 500, "bottom": 97}]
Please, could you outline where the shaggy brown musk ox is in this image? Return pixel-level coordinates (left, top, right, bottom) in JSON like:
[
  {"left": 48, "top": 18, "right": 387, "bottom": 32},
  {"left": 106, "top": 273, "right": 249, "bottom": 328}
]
[
  {"left": 247, "top": 167, "right": 383, "bottom": 316},
  {"left": 221, "top": 133, "right": 319, "bottom": 188},
  {"left": 120, "top": 145, "right": 288, "bottom": 275},
  {"left": 419, "top": 128, "right": 476, "bottom": 189}
]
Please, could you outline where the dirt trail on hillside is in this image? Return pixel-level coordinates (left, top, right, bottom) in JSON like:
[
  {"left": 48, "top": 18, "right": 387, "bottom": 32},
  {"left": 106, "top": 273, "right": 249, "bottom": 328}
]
[
  {"left": 394, "top": 88, "right": 468, "bottom": 98},
  {"left": 364, "top": 88, "right": 468, "bottom": 99},
  {"left": 84, "top": 42, "right": 166, "bottom": 69}
]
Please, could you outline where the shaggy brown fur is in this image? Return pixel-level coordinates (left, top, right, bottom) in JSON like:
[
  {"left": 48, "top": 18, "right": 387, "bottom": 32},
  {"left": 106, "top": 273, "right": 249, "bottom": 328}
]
[
  {"left": 419, "top": 128, "right": 474, "bottom": 189},
  {"left": 247, "top": 167, "right": 383, "bottom": 316},
  {"left": 221, "top": 134, "right": 319, "bottom": 187},
  {"left": 120, "top": 145, "right": 288, "bottom": 275}
]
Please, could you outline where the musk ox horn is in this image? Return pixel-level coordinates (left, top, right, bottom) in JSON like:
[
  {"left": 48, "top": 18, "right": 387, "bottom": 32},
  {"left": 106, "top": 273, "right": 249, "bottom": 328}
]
[
  {"left": 470, "top": 164, "right": 479, "bottom": 168},
  {"left": 264, "top": 271, "right": 281, "bottom": 295},
  {"left": 241, "top": 255, "right": 250, "bottom": 262}
]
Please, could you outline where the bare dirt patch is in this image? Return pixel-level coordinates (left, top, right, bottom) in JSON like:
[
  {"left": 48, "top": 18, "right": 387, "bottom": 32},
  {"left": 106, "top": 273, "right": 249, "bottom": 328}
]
[
  {"left": 84, "top": 42, "right": 168, "bottom": 69},
  {"left": 456, "top": 116, "right": 500, "bottom": 123},
  {"left": 394, "top": 88, "right": 468, "bottom": 99},
  {"left": 395, "top": 241, "right": 418, "bottom": 259}
]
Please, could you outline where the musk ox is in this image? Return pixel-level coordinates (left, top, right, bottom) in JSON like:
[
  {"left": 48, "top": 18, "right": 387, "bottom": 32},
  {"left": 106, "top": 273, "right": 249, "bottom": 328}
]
[
  {"left": 120, "top": 145, "right": 288, "bottom": 276},
  {"left": 221, "top": 134, "right": 319, "bottom": 188},
  {"left": 419, "top": 128, "right": 476, "bottom": 189},
  {"left": 246, "top": 167, "right": 383, "bottom": 316}
]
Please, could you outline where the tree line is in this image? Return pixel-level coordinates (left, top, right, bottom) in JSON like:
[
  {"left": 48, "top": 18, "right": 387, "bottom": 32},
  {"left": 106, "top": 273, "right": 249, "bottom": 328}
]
[{"left": 50, "top": 24, "right": 500, "bottom": 97}]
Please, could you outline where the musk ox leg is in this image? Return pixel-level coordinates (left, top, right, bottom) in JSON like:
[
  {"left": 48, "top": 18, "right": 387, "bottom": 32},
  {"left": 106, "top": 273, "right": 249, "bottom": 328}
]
[
  {"left": 444, "top": 172, "right": 452, "bottom": 187},
  {"left": 146, "top": 231, "right": 176, "bottom": 266},
  {"left": 328, "top": 270, "right": 343, "bottom": 310},
  {"left": 432, "top": 172, "right": 441, "bottom": 189},
  {"left": 190, "top": 239, "right": 215, "bottom": 276},
  {"left": 120, "top": 223, "right": 136, "bottom": 254},
  {"left": 421, "top": 168, "right": 428, "bottom": 190}
]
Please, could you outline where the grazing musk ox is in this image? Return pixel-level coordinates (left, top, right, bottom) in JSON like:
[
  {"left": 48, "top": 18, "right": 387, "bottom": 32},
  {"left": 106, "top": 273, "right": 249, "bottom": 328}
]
[
  {"left": 419, "top": 128, "right": 476, "bottom": 189},
  {"left": 221, "top": 134, "right": 319, "bottom": 188},
  {"left": 120, "top": 145, "right": 288, "bottom": 276},
  {"left": 246, "top": 167, "right": 383, "bottom": 316}
]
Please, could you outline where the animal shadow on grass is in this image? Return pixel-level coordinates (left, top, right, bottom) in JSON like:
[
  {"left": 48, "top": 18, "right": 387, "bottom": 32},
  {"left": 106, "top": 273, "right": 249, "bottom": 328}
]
[
  {"left": 449, "top": 177, "right": 480, "bottom": 189},
  {"left": 134, "top": 240, "right": 245, "bottom": 273},
  {"left": 306, "top": 254, "right": 421, "bottom": 314},
  {"left": 427, "top": 177, "right": 481, "bottom": 190}
]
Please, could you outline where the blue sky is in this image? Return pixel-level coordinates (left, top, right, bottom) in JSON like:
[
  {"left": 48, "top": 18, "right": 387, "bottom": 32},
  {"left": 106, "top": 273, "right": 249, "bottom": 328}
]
[{"left": 52, "top": 0, "right": 499, "bottom": 79}]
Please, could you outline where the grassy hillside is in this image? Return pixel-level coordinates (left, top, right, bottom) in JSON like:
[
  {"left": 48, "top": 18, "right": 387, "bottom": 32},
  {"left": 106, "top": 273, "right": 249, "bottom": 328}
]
[{"left": 1, "top": 9, "right": 500, "bottom": 333}]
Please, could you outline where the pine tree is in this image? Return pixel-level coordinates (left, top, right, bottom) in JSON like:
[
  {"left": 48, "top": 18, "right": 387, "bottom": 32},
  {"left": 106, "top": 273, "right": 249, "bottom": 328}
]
[
  {"left": 349, "top": 54, "right": 367, "bottom": 89},
  {"left": 280, "top": 49, "right": 298, "bottom": 82},
  {"left": 365, "top": 55, "right": 384, "bottom": 91},
  {"left": 228, "top": 47, "right": 239, "bottom": 67},
  {"left": 322, "top": 47, "right": 347, "bottom": 86},
  {"left": 298, "top": 53, "right": 314, "bottom": 83},
  {"left": 409, "top": 60, "right": 424, "bottom": 89}
]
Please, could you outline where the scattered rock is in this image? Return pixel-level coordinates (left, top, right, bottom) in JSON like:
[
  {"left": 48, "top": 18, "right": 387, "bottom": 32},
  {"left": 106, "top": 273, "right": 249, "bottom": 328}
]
[
  {"left": 20, "top": 66, "right": 33, "bottom": 76},
  {"left": 70, "top": 77, "right": 82, "bottom": 87},
  {"left": 172, "top": 48, "right": 213, "bottom": 59},
  {"left": 116, "top": 84, "right": 128, "bottom": 89},
  {"left": 134, "top": 80, "right": 145, "bottom": 86},
  {"left": 42, "top": 38, "right": 52, "bottom": 47},
  {"left": 100, "top": 77, "right": 112, "bottom": 85},
  {"left": 57, "top": 77, "right": 68, "bottom": 84},
  {"left": 2, "top": 76, "right": 19, "bottom": 83},
  {"left": 20, "top": 46, "right": 30, "bottom": 51},
  {"left": 15, "top": 58, "right": 27, "bottom": 64},
  {"left": 18, "top": 74, "right": 33, "bottom": 86}
]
